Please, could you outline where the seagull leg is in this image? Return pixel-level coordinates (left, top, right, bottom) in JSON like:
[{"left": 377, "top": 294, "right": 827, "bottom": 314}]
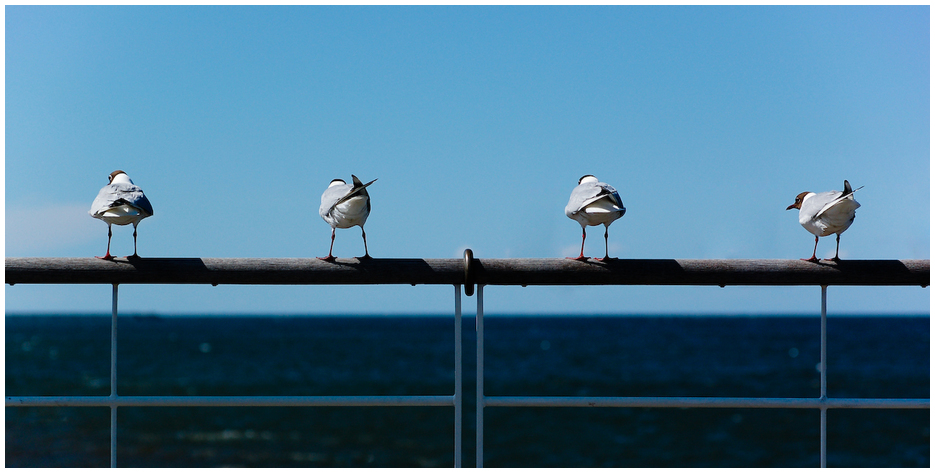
[
  {"left": 97, "top": 225, "right": 114, "bottom": 260},
  {"left": 318, "top": 228, "right": 337, "bottom": 262},
  {"left": 359, "top": 226, "right": 371, "bottom": 260},
  {"left": 566, "top": 227, "right": 588, "bottom": 261},
  {"left": 127, "top": 222, "right": 140, "bottom": 259},
  {"left": 829, "top": 234, "right": 842, "bottom": 262},
  {"left": 802, "top": 235, "right": 820, "bottom": 263},
  {"left": 595, "top": 225, "right": 616, "bottom": 262}
]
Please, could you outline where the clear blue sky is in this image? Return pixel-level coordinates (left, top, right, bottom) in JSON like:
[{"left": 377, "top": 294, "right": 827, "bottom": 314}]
[{"left": 5, "top": 6, "right": 930, "bottom": 315}]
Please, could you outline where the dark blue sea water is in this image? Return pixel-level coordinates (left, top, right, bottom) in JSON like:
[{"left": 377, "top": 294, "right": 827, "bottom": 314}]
[{"left": 6, "top": 315, "right": 930, "bottom": 467}]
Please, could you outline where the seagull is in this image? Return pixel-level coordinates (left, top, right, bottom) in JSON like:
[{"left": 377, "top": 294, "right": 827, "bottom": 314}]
[
  {"left": 89, "top": 170, "right": 154, "bottom": 260},
  {"left": 565, "top": 175, "right": 627, "bottom": 261},
  {"left": 319, "top": 174, "right": 377, "bottom": 262},
  {"left": 786, "top": 179, "right": 862, "bottom": 262}
]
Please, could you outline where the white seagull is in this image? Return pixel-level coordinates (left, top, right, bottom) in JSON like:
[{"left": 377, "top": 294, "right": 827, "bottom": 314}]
[
  {"left": 319, "top": 174, "right": 377, "bottom": 262},
  {"left": 565, "top": 175, "right": 627, "bottom": 261},
  {"left": 786, "top": 179, "right": 862, "bottom": 262},
  {"left": 89, "top": 170, "right": 154, "bottom": 260}
]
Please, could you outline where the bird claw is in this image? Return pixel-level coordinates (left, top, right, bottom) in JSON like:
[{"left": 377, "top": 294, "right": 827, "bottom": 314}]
[
  {"left": 801, "top": 257, "right": 820, "bottom": 263},
  {"left": 565, "top": 256, "right": 589, "bottom": 261},
  {"left": 358, "top": 255, "right": 373, "bottom": 261},
  {"left": 594, "top": 257, "right": 617, "bottom": 262},
  {"left": 317, "top": 256, "right": 337, "bottom": 263}
]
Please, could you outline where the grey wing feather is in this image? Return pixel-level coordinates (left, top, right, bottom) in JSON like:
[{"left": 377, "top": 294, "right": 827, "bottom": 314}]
[
  {"left": 330, "top": 178, "right": 376, "bottom": 213},
  {"left": 90, "top": 183, "right": 153, "bottom": 216},
  {"left": 602, "top": 183, "right": 626, "bottom": 211},
  {"left": 815, "top": 184, "right": 863, "bottom": 218},
  {"left": 320, "top": 184, "right": 349, "bottom": 218},
  {"left": 813, "top": 191, "right": 852, "bottom": 218},
  {"left": 90, "top": 188, "right": 112, "bottom": 216},
  {"left": 567, "top": 182, "right": 625, "bottom": 216},
  {"left": 566, "top": 184, "right": 600, "bottom": 215},
  {"left": 318, "top": 184, "right": 354, "bottom": 218}
]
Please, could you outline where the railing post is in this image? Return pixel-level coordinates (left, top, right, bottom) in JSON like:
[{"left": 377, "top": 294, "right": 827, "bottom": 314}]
[
  {"left": 476, "top": 284, "right": 484, "bottom": 468},
  {"left": 454, "top": 285, "right": 462, "bottom": 468},
  {"left": 820, "top": 285, "right": 828, "bottom": 468},
  {"left": 110, "top": 283, "right": 118, "bottom": 468}
]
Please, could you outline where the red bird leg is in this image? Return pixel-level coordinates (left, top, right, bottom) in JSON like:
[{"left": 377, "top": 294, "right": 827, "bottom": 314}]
[
  {"left": 802, "top": 235, "right": 820, "bottom": 263},
  {"left": 97, "top": 225, "right": 114, "bottom": 260},
  {"left": 567, "top": 227, "right": 588, "bottom": 261},
  {"left": 319, "top": 228, "right": 337, "bottom": 262}
]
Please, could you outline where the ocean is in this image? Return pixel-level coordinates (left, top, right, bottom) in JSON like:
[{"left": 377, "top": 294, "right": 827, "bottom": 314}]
[{"left": 5, "top": 314, "right": 930, "bottom": 467}]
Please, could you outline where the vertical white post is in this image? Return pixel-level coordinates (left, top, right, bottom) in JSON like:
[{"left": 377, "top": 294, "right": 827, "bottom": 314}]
[
  {"left": 476, "top": 284, "right": 484, "bottom": 468},
  {"left": 454, "top": 285, "right": 462, "bottom": 468},
  {"left": 110, "top": 283, "right": 118, "bottom": 468},
  {"left": 820, "top": 285, "right": 827, "bottom": 468}
]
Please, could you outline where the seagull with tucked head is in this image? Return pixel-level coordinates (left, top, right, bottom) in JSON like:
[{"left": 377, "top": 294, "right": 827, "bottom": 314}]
[
  {"left": 786, "top": 179, "right": 862, "bottom": 262},
  {"left": 319, "top": 174, "right": 377, "bottom": 262},
  {"left": 565, "top": 175, "right": 627, "bottom": 261},
  {"left": 89, "top": 170, "right": 154, "bottom": 260}
]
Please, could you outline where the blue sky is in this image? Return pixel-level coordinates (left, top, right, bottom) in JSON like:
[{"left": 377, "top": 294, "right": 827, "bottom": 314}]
[{"left": 5, "top": 6, "right": 930, "bottom": 315}]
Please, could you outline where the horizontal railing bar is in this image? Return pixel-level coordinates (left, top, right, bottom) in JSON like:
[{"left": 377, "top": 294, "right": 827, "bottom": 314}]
[
  {"left": 483, "top": 396, "right": 930, "bottom": 409},
  {"left": 5, "top": 257, "right": 463, "bottom": 286},
  {"left": 474, "top": 258, "right": 930, "bottom": 287},
  {"left": 6, "top": 395, "right": 455, "bottom": 407},
  {"left": 5, "top": 257, "right": 930, "bottom": 286},
  {"left": 9, "top": 395, "right": 926, "bottom": 409}
]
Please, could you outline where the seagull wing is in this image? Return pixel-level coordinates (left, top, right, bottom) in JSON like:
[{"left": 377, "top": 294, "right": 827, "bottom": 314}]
[
  {"left": 566, "top": 183, "right": 599, "bottom": 216},
  {"left": 814, "top": 191, "right": 860, "bottom": 219},
  {"left": 90, "top": 182, "right": 153, "bottom": 217},
  {"left": 813, "top": 181, "right": 863, "bottom": 219},
  {"left": 800, "top": 191, "right": 837, "bottom": 220},
  {"left": 600, "top": 183, "right": 626, "bottom": 212},
  {"left": 566, "top": 182, "right": 625, "bottom": 217},
  {"left": 331, "top": 177, "right": 377, "bottom": 212},
  {"left": 320, "top": 183, "right": 351, "bottom": 219}
]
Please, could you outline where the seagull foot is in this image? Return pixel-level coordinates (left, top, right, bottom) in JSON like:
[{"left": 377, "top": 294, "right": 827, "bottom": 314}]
[
  {"left": 565, "top": 256, "right": 589, "bottom": 261},
  {"left": 594, "top": 257, "right": 618, "bottom": 262},
  {"left": 358, "top": 255, "right": 373, "bottom": 261},
  {"left": 801, "top": 257, "right": 820, "bottom": 263},
  {"left": 317, "top": 256, "right": 337, "bottom": 263},
  {"left": 823, "top": 257, "right": 842, "bottom": 263},
  {"left": 96, "top": 254, "right": 114, "bottom": 260},
  {"left": 126, "top": 254, "right": 141, "bottom": 260}
]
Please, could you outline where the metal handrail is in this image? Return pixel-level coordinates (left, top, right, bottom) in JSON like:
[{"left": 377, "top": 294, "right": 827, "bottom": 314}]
[
  {"left": 481, "top": 396, "right": 931, "bottom": 409},
  {"left": 5, "top": 257, "right": 930, "bottom": 287},
  {"left": 5, "top": 256, "right": 930, "bottom": 468},
  {"left": 7, "top": 395, "right": 457, "bottom": 407}
]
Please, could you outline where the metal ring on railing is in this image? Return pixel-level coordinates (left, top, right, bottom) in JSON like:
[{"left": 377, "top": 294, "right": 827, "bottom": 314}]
[{"left": 463, "top": 249, "right": 475, "bottom": 296}]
